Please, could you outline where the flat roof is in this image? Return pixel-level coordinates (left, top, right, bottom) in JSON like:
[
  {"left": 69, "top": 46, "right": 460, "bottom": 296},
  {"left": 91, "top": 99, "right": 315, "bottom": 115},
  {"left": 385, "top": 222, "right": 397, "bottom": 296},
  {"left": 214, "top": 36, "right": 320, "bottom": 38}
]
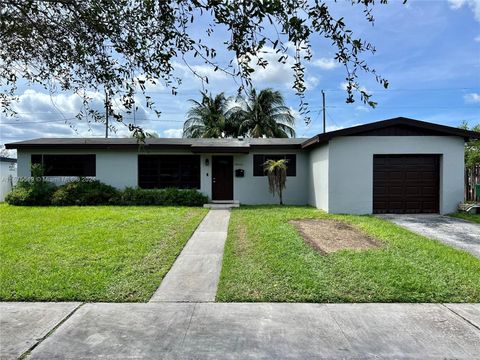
[
  {"left": 5, "top": 137, "right": 306, "bottom": 152},
  {"left": 0, "top": 156, "right": 17, "bottom": 163}
]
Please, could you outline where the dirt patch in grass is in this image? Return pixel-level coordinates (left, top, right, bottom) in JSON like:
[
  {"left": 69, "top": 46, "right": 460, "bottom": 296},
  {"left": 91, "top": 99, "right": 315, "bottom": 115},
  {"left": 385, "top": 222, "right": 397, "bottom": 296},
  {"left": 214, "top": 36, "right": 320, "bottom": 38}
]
[{"left": 290, "top": 219, "right": 381, "bottom": 254}]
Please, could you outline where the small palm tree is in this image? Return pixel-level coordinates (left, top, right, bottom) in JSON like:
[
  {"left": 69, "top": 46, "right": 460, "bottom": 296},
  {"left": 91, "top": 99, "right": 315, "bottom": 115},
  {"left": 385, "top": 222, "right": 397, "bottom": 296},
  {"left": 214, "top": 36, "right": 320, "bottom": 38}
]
[
  {"left": 183, "top": 91, "right": 238, "bottom": 138},
  {"left": 263, "top": 159, "right": 288, "bottom": 205},
  {"left": 230, "top": 88, "right": 295, "bottom": 138}
]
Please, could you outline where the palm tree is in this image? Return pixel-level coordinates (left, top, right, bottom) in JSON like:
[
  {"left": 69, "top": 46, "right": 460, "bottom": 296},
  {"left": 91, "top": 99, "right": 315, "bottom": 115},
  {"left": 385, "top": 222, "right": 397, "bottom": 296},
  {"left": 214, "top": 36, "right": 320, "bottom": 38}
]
[
  {"left": 230, "top": 88, "right": 295, "bottom": 138},
  {"left": 263, "top": 158, "right": 288, "bottom": 205},
  {"left": 183, "top": 91, "right": 238, "bottom": 138}
]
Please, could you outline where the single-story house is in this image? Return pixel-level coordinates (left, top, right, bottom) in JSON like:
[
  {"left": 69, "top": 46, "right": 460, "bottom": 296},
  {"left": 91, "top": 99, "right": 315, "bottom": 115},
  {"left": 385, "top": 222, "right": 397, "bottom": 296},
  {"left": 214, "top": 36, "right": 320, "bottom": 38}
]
[{"left": 6, "top": 117, "right": 479, "bottom": 214}]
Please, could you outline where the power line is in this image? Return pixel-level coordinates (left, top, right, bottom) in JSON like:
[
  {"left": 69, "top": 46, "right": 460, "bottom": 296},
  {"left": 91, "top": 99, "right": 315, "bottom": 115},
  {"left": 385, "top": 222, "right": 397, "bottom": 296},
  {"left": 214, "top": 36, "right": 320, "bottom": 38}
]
[
  {"left": 0, "top": 117, "right": 186, "bottom": 125},
  {"left": 308, "top": 105, "right": 480, "bottom": 111},
  {"left": 0, "top": 118, "right": 78, "bottom": 125},
  {"left": 304, "top": 87, "right": 480, "bottom": 93}
]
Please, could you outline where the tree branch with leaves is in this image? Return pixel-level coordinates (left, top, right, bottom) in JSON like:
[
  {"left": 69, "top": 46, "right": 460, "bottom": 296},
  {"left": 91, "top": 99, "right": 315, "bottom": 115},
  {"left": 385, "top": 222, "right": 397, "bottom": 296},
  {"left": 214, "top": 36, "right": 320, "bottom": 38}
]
[{"left": 1, "top": 0, "right": 403, "bottom": 136}]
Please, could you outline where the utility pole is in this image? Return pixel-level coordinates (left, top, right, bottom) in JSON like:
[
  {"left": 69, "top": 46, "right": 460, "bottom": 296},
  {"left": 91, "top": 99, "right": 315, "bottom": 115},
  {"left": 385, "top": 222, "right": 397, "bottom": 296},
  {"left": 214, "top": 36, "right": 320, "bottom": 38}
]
[
  {"left": 321, "top": 90, "right": 326, "bottom": 133},
  {"left": 105, "top": 90, "right": 109, "bottom": 138}
]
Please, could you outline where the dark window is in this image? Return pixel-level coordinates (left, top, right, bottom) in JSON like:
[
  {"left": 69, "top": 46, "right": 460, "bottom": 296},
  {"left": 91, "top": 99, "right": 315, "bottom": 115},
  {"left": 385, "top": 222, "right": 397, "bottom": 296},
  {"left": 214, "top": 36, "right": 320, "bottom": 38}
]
[
  {"left": 138, "top": 155, "right": 200, "bottom": 189},
  {"left": 253, "top": 154, "right": 296, "bottom": 177},
  {"left": 31, "top": 154, "right": 96, "bottom": 176}
]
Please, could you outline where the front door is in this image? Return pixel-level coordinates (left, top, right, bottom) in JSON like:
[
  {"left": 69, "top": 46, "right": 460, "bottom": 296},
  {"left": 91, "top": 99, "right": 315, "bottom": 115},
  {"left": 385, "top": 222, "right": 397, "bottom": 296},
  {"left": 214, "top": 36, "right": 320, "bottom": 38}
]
[{"left": 212, "top": 156, "right": 233, "bottom": 201}]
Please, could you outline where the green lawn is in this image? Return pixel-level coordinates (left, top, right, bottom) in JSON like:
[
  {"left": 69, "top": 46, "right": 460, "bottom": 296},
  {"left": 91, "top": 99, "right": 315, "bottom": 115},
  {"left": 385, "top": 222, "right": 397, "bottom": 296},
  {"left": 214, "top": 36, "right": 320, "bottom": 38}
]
[
  {"left": 0, "top": 204, "right": 207, "bottom": 302},
  {"left": 217, "top": 206, "right": 480, "bottom": 303},
  {"left": 450, "top": 212, "right": 480, "bottom": 224}
]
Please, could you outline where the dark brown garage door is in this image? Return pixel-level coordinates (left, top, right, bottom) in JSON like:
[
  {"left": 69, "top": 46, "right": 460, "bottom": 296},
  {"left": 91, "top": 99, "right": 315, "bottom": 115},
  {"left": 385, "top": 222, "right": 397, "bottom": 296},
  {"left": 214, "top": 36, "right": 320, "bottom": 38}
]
[{"left": 373, "top": 155, "right": 439, "bottom": 214}]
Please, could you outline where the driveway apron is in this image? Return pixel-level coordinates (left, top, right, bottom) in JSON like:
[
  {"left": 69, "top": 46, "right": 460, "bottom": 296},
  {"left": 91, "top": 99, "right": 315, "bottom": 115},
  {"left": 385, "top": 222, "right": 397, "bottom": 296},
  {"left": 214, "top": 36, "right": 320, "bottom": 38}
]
[
  {"left": 149, "top": 209, "right": 230, "bottom": 302},
  {"left": 380, "top": 214, "right": 480, "bottom": 258}
]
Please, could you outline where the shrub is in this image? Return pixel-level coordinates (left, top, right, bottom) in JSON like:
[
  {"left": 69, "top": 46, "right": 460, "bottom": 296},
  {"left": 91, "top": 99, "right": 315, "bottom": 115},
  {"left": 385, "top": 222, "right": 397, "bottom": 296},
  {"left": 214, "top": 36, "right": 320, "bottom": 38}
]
[
  {"left": 51, "top": 178, "right": 120, "bottom": 206},
  {"left": 120, "top": 187, "right": 208, "bottom": 206},
  {"left": 6, "top": 168, "right": 207, "bottom": 207},
  {"left": 5, "top": 179, "right": 57, "bottom": 206}
]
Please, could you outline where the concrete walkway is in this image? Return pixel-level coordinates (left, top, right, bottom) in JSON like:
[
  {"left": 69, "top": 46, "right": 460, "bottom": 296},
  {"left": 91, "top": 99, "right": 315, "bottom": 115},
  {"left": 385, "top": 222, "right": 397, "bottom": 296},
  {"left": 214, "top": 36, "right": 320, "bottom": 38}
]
[
  {"left": 380, "top": 214, "right": 480, "bottom": 258},
  {"left": 2, "top": 302, "right": 479, "bottom": 359},
  {"left": 149, "top": 209, "right": 230, "bottom": 302}
]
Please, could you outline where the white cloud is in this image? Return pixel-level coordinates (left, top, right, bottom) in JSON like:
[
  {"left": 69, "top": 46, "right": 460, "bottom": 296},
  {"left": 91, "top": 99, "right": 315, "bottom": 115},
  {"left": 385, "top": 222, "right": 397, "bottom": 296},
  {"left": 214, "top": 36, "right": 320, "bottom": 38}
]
[
  {"left": 355, "top": 105, "right": 371, "bottom": 112},
  {"left": 247, "top": 46, "right": 319, "bottom": 90},
  {"left": 312, "top": 58, "right": 340, "bottom": 70},
  {"left": 448, "top": 0, "right": 480, "bottom": 22},
  {"left": 0, "top": 89, "right": 163, "bottom": 143},
  {"left": 248, "top": 47, "right": 295, "bottom": 87},
  {"left": 11, "top": 89, "right": 85, "bottom": 120},
  {"left": 163, "top": 128, "right": 183, "bottom": 138},
  {"left": 464, "top": 92, "right": 480, "bottom": 103}
]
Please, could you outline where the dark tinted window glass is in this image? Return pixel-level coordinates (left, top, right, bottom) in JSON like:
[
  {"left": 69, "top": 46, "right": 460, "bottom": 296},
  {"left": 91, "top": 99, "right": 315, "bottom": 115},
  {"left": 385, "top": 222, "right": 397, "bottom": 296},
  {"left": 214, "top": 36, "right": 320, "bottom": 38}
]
[
  {"left": 31, "top": 155, "right": 42, "bottom": 166},
  {"left": 31, "top": 155, "right": 96, "bottom": 176},
  {"left": 138, "top": 155, "right": 200, "bottom": 189},
  {"left": 253, "top": 154, "right": 296, "bottom": 177}
]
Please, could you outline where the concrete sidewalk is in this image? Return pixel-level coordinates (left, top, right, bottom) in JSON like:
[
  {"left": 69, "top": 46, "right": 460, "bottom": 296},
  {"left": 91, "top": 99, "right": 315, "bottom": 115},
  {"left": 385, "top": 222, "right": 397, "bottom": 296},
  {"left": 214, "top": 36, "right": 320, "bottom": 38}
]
[
  {"left": 0, "top": 302, "right": 81, "bottom": 360},
  {"left": 2, "top": 302, "right": 478, "bottom": 360},
  {"left": 380, "top": 214, "right": 480, "bottom": 258},
  {"left": 149, "top": 209, "right": 230, "bottom": 302}
]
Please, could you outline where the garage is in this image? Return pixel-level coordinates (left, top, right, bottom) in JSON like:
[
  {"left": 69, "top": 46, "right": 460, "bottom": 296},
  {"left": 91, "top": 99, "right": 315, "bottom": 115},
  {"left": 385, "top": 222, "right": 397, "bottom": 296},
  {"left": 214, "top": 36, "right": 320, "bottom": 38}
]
[{"left": 373, "top": 154, "right": 440, "bottom": 214}]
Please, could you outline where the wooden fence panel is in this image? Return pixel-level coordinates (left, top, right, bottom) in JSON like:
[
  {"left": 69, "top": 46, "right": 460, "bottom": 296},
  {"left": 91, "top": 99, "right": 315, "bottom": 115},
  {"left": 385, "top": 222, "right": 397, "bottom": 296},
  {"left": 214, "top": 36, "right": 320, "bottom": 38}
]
[{"left": 465, "top": 164, "right": 480, "bottom": 202}]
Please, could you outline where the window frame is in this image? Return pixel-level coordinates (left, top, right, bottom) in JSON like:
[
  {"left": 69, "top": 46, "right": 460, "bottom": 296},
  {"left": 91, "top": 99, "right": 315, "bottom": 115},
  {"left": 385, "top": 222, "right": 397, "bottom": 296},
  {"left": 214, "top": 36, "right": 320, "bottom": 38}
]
[
  {"left": 31, "top": 154, "right": 96, "bottom": 177},
  {"left": 138, "top": 154, "right": 201, "bottom": 189},
  {"left": 253, "top": 154, "right": 297, "bottom": 177}
]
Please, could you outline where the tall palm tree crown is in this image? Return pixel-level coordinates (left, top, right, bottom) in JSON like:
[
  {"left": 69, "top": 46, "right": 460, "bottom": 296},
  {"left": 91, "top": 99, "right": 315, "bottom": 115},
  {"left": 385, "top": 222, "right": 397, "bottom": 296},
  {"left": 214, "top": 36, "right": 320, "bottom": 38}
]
[
  {"left": 183, "top": 91, "right": 237, "bottom": 138},
  {"left": 231, "top": 88, "right": 295, "bottom": 138}
]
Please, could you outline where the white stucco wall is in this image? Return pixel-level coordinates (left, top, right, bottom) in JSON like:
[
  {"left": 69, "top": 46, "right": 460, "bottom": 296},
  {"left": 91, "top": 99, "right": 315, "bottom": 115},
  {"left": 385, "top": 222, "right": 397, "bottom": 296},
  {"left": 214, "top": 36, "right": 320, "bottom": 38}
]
[
  {"left": 308, "top": 143, "right": 329, "bottom": 211},
  {"left": 16, "top": 148, "right": 309, "bottom": 205},
  {"left": 16, "top": 151, "right": 30, "bottom": 179},
  {"left": 17, "top": 149, "right": 138, "bottom": 188},
  {"left": 327, "top": 136, "right": 465, "bottom": 214},
  {"left": 232, "top": 150, "right": 309, "bottom": 205}
]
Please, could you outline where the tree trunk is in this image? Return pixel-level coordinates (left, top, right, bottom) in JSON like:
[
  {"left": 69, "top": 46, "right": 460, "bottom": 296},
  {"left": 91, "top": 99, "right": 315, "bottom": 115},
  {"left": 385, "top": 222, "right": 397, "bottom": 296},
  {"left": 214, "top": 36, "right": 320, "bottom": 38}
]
[{"left": 279, "top": 188, "right": 283, "bottom": 205}]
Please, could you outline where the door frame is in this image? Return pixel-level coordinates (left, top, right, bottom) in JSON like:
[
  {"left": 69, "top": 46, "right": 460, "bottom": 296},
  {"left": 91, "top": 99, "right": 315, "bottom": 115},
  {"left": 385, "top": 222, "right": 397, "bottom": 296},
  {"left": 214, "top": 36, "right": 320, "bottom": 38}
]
[{"left": 211, "top": 155, "right": 234, "bottom": 201}]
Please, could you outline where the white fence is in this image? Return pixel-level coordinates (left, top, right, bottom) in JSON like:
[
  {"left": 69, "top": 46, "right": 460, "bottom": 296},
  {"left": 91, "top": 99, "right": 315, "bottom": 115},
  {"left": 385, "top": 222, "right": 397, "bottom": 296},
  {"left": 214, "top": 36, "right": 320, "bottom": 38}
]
[{"left": 0, "top": 161, "right": 17, "bottom": 201}]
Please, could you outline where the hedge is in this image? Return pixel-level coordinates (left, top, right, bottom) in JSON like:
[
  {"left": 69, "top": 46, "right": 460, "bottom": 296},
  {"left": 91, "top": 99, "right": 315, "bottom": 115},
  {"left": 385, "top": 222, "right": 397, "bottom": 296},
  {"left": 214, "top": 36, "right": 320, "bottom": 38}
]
[{"left": 5, "top": 178, "right": 208, "bottom": 207}]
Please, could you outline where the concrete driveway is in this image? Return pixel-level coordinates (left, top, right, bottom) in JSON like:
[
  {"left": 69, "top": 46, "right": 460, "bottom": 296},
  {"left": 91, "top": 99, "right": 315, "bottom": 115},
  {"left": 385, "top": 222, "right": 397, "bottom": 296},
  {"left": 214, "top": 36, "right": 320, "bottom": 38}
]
[
  {"left": 1, "top": 302, "right": 479, "bottom": 359},
  {"left": 380, "top": 214, "right": 480, "bottom": 258}
]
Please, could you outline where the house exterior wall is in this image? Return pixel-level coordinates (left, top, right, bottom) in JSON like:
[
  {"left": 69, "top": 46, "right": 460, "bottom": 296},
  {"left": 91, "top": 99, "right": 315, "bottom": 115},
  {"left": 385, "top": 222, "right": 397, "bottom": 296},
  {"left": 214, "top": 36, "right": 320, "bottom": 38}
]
[
  {"left": 308, "top": 143, "right": 329, "bottom": 211},
  {"left": 15, "top": 135, "right": 465, "bottom": 212},
  {"left": 16, "top": 148, "right": 310, "bottom": 205},
  {"left": 16, "top": 151, "right": 30, "bottom": 179},
  {"left": 327, "top": 136, "right": 465, "bottom": 214},
  {"left": 232, "top": 149, "right": 309, "bottom": 205},
  {"left": 17, "top": 149, "right": 139, "bottom": 188}
]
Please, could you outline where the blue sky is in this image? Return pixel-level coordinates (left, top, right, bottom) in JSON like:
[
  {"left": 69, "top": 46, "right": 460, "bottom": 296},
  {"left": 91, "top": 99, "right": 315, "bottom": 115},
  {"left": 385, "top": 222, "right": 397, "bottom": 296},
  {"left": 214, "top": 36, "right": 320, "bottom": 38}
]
[{"left": 0, "top": 0, "right": 479, "bottom": 147}]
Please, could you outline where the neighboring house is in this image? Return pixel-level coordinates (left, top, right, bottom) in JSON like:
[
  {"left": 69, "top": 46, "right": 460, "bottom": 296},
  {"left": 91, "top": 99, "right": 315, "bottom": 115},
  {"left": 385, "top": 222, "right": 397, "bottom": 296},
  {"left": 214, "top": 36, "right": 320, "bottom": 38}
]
[
  {"left": 6, "top": 117, "right": 479, "bottom": 214},
  {"left": 0, "top": 157, "right": 17, "bottom": 202}
]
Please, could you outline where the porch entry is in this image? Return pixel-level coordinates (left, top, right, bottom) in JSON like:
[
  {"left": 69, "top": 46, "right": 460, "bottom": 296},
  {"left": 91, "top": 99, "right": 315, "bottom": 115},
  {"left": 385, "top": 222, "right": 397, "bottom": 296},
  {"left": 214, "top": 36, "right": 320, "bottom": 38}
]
[{"left": 212, "top": 156, "right": 234, "bottom": 201}]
